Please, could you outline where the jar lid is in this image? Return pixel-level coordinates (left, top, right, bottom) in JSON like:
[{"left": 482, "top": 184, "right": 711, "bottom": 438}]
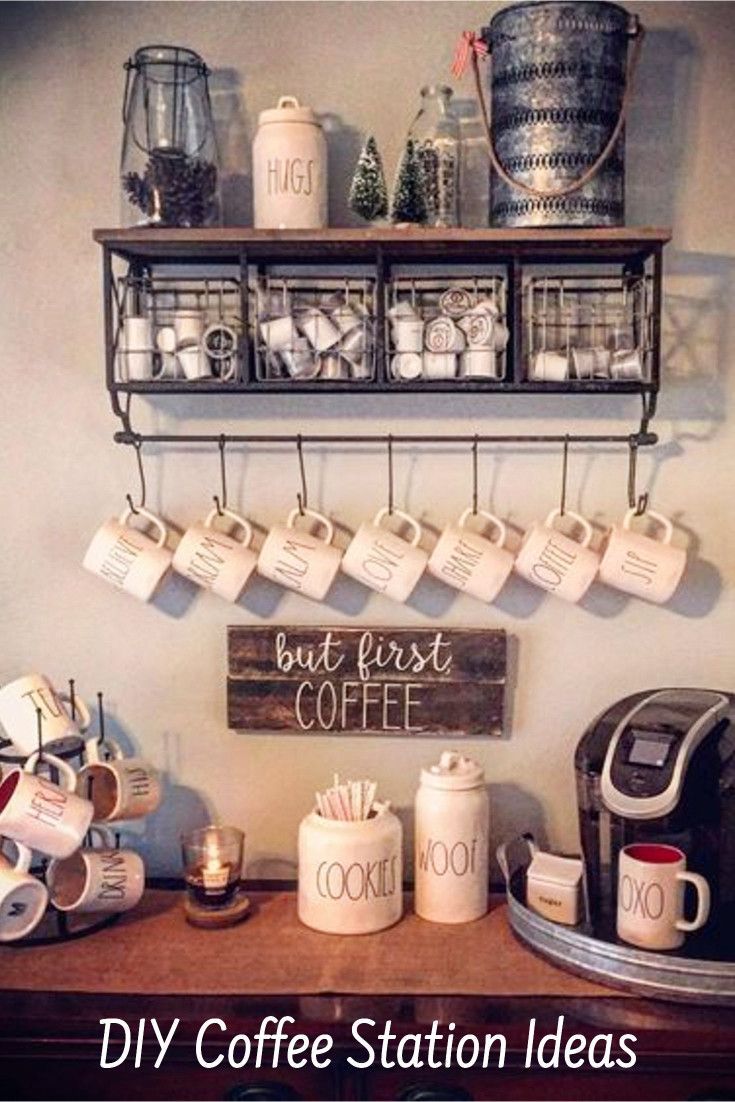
[
  {"left": 258, "top": 95, "right": 321, "bottom": 127},
  {"left": 420, "top": 750, "right": 485, "bottom": 790}
]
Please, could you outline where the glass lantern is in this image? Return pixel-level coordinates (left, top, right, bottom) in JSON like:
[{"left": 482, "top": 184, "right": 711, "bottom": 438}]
[
  {"left": 409, "top": 85, "right": 461, "bottom": 228},
  {"left": 120, "top": 45, "right": 222, "bottom": 228}
]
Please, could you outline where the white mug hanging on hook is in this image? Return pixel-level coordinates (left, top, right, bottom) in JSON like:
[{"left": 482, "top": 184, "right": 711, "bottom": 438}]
[
  {"left": 0, "top": 839, "right": 49, "bottom": 943},
  {"left": 258, "top": 508, "right": 342, "bottom": 601},
  {"left": 83, "top": 444, "right": 172, "bottom": 603},
  {"left": 514, "top": 441, "right": 600, "bottom": 603},
  {"left": 599, "top": 507, "right": 686, "bottom": 604},
  {"left": 0, "top": 673, "right": 90, "bottom": 757},
  {"left": 253, "top": 96, "right": 328, "bottom": 229},
  {"left": 429, "top": 508, "right": 514, "bottom": 603},
  {"left": 83, "top": 505, "right": 172, "bottom": 603},
  {"left": 77, "top": 737, "right": 161, "bottom": 823},
  {"left": 174, "top": 506, "right": 257, "bottom": 603},
  {"left": 515, "top": 508, "right": 599, "bottom": 603},
  {"left": 342, "top": 507, "right": 428, "bottom": 604}
]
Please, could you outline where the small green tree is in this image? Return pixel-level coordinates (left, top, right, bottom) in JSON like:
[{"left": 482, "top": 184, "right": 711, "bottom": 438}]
[
  {"left": 390, "top": 138, "right": 428, "bottom": 225},
  {"left": 349, "top": 136, "right": 388, "bottom": 223}
]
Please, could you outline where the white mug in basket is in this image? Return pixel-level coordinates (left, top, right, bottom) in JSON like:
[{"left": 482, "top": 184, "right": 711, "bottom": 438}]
[
  {"left": 428, "top": 508, "right": 514, "bottom": 603},
  {"left": 0, "top": 752, "right": 93, "bottom": 860},
  {"left": 0, "top": 673, "right": 90, "bottom": 757},
  {"left": 83, "top": 506, "right": 172, "bottom": 602},
  {"left": 258, "top": 508, "right": 342, "bottom": 601},
  {"left": 342, "top": 507, "right": 428, "bottom": 603},
  {"left": 531, "top": 350, "right": 569, "bottom": 382},
  {"left": 298, "top": 307, "right": 341, "bottom": 353},
  {"left": 515, "top": 508, "right": 600, "bottom": 603},
  {"left": 121, "top": 316, "right": 154, "bottom": 382},
  {"left": 77, "top": 736, "right": 162, "bottom": 823},
  {"left": 173, "top": 506, "right": 257, "bottom": 603},
  {"left": 0, "top": 840, "right": 49, "bottom": 942},
  {"left": 177, "top": 344, "right": 212, "bottom": 381},
  {"left": 599, "top": 508, "right": 686, "bottom": 604},
  {"left": 47, "top": 825, "right": 145, "bottom": 915},
  {"left": 460, "top": 349, "right": 498, "bottom": 379}
]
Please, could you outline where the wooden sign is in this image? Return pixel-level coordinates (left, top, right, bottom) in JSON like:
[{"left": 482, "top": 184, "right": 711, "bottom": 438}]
[{"left": 227, "top": 627, "right": 507, "bottom": 737}]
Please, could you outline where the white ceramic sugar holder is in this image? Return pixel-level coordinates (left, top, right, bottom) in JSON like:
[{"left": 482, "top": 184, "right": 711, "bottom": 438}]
[{"left": 297, "top": 808, "right": 403, "bottom": 934}]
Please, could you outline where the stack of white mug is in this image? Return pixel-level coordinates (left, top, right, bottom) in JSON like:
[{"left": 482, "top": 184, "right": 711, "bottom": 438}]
[
  {"left": 259, "top": 290, "right": 372, "bottom": 382},
  {"left": 389, "top": 286, "right": 509, "bottom": 382},
  {"left": 120, "top": 309, "right": 239, "bottom": 383},
  {"left": 0, "top": 674, "right": 161, "bottom": 942},
  {"left": 83, "top": 494, "right": 688, "bottom": 610}
]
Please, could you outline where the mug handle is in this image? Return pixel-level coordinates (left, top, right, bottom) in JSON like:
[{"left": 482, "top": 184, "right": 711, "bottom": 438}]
[
  {"left": 458, "top": 507, "right": 507, "bottom": 548},
  {"left": 623, "top": 507, "right": 674, "bottom": 545},
  {"left": 286, "top": 507, "right": 334, "bottom": 546},
  {"left": 675, "top": 871, "right": 711, "bottom": 933},
  {"left": 2, "top": 838, "right": 33, "bottom": 875},
  {"left": 24, "top": 750, "right": 77, "bottom": 791},
  {"left": 58, "top": 691, "right": 91, "bottom": 732},
  {"left": 118, "top": 505, "right": 168, "bottom": 549},
  {"left": 84, "top": 734, "right": 123, "bottom": 766},
  {"left": 374, "top": 506, "right": 422, "bottom": 548},
  {"left": 88, "top": 824, "right": 116, "bottom": 849},
  {"left": 204, "top": 506, "right": 253, "bottom": 548},
  {"left": 545, "top": 508, "right": 593, "bottom": 549}
]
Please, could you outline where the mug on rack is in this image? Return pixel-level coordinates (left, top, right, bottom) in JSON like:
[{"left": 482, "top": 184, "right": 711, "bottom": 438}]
[
  {"left": 0, "top": 839, "right": 49, "bottom": 943},
  {"left": 173, "top": 506, "right": 258, "bottom": 603},
  {"left": 0, "top": 752, "right": 94, "bottom": 859},
  {"left": 617, "top": 843, "right": 710, "bottom": 951},
  {"left": 77, "top": 736, "right": 162, "bottom": 823},
  {"left": 83, "top": 505, "right": 172, "bottom": 603},
  {"left": 341, "top": 507, "right": 428, "bottom": 603},
  {"left": 0, "top": 673, "right": 90, "bottom": 757},
  {"left": 428, "top": 508, "right": 515, "bottom": 603},
  {"left": 257, "top": 508, "right": 342, "bottom": 601},
  {"left": 47, "top": 825, "right": 145, "bottom": 915},
  {"left": 515, "top": 509, "right": 600, "bottom": 603},
  {"left": 599, "top": 508, "right": 686, "bottom": 604}
]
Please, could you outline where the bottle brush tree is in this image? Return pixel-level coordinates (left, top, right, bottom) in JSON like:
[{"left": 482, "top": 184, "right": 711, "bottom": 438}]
[
  {"left": 348, "top": 135, "right": 388, "bottom": 223},
  {"left": 390, "top": 138, "right": 428, "bottom": 225}
]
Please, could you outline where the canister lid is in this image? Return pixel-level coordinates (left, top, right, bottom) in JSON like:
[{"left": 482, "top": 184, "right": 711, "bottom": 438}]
[
  {"left": 258, "top": 95, "right": 321, "bottom": 127},
  {"left": 420, "top": 750, "right": 485, "bottom": 790}
]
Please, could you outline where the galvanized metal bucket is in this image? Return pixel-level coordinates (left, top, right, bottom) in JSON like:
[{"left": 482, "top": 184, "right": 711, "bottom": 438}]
[{"left": 479, "top": 1, "right": 643, "bottom": 227}]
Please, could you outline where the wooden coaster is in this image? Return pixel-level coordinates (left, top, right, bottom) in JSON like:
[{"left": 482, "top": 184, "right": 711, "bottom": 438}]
[{"left": 184, "top": 891, "right": 252, "bottom": 929}]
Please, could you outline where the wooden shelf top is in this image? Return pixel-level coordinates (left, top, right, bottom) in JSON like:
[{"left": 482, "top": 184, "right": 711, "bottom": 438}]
[{"left": 94, "top": 225, "right": 671, "bottom": 263}]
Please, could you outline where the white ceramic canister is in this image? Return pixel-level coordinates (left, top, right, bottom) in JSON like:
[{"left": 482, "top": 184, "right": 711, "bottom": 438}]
[
  {"left": 297, "top": 808, "right": 403, "bottom": 934},
  {"left": 415, "top": 751, "right": 489, "bottom": 924},
  {"left": 253, "top": 96, "right": 327, "bottom": 229}
]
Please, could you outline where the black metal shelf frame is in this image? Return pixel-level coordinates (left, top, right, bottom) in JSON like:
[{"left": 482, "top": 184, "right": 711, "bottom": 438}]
[{"left": 101, "top": 235, "right": 664, "bottom": 412}]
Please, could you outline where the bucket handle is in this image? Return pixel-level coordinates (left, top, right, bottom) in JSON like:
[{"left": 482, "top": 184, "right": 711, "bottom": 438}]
[{"left": 463, "top": 20, "right": 645, "bottom": 201}]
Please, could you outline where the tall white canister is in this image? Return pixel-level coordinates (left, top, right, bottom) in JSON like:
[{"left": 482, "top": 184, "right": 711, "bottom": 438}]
[
  {"left": 415, "top": 751, "right": 489, "bottom": 923},
  {"left": 253, "top": 96, "right": 328, "bottom": 229},
  {"left": 298, "top": 807, "right": 403, "bottom": 934}
]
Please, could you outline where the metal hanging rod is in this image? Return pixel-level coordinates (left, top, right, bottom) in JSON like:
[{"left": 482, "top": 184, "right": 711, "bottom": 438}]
[{"left": 114, "top": 429, "right": 658, "bottom": 448}]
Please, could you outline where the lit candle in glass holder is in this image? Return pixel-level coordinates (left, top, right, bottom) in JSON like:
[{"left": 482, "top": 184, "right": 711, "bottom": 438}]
[{"left": 182, "top": 826, "right": 244, "bottom": 909}]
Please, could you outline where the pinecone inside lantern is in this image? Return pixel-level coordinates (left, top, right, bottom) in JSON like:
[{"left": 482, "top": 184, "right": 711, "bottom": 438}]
[{"left": 123, "top": 147, "right": 219, "bottom": 228}]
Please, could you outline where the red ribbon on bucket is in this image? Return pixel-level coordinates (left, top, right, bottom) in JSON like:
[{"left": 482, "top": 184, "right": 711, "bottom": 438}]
[{"left": 452, "top": 30, "right": 488, "bottom": 79}]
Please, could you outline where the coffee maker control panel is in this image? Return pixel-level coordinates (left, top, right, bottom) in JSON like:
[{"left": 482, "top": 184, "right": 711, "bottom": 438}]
[{"left": 601, "top": 690, "right": 729, "bottom": 820}]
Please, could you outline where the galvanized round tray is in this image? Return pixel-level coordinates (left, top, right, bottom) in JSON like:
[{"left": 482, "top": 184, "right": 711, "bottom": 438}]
[{"left": 498, "top": 836, "right": 735, "bottom": 1007}]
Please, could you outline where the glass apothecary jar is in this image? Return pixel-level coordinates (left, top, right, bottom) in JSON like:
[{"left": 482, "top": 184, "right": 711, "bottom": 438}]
[
  {"left": 120, "top": 45, "right": 221, "bottom": 228},
  {"left": 409, "top": 85, "right": 461, "bottom": 228}
]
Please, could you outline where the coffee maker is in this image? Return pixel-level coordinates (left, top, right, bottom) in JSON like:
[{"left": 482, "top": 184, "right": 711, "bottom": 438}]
[{"left": 575, "top": 688, "right": 735, "bottom": 955}]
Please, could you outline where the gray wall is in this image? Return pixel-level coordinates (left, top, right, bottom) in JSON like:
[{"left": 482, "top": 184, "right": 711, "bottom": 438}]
[{"left": 1, "top": 2, "right": 734, "bottom": 877}]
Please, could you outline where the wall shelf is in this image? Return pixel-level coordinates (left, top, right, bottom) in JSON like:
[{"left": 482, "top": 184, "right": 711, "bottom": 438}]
[{"left": 94, "top": 226, "right": 669, "bottom": 410}]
